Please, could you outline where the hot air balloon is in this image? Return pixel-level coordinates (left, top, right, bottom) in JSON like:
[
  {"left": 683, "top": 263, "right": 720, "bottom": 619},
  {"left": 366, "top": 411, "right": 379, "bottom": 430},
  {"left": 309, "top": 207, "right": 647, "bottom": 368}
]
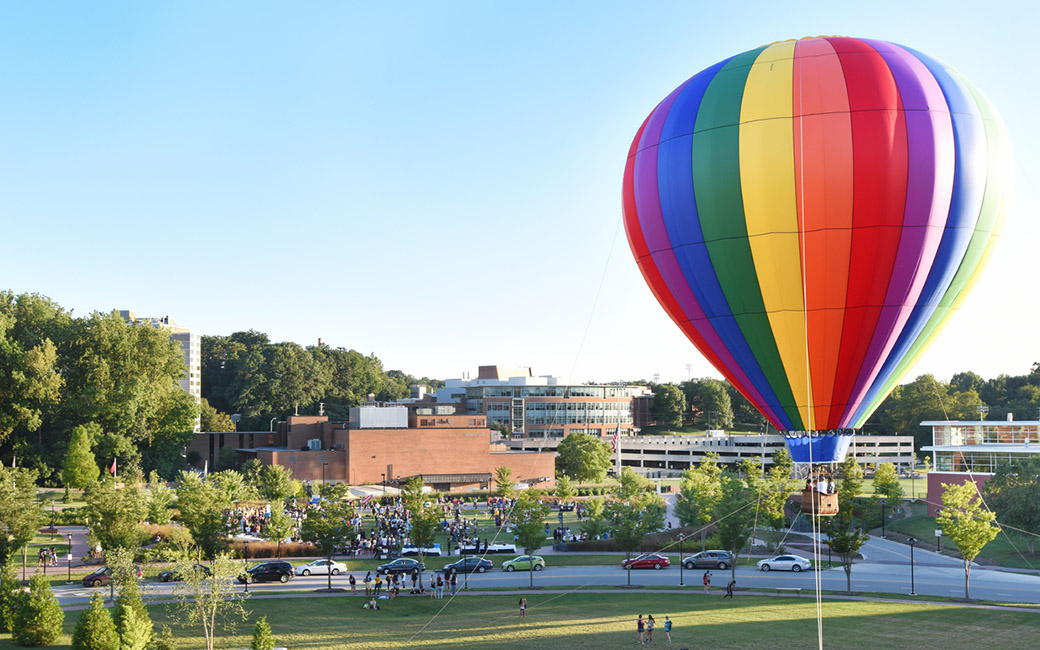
[{"left": 623, "top": 37, "right": 1011, "bottom": 513}]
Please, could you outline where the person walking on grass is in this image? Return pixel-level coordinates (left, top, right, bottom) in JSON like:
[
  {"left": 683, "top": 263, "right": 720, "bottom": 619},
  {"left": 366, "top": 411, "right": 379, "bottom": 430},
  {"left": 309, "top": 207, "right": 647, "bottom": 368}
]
[
  {"left": 724, "top": 579, "right": 735, "bottom": 599},
  {"left": 349, "top": 573, "right": 356, "bottom": 594},
  {"left": 703, "top": 570, "right": 711, "bottom": 594},
  {"left": 519, "top": 596, "right": 527, "bottom": 619},
  {"left": 646, "top": 615, "right": 655, "bottom": 643},
  {"left": 664, "top": 616, "right": 672, "bottom": 643},
  {"left": 637, "top": 614, "right": 645, "bottom": 645}
]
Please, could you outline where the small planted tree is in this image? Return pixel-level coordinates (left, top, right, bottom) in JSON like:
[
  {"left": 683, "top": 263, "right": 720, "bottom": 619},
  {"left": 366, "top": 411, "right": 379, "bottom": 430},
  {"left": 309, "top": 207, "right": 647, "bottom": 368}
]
[
  {"left": 494, "top": 466, "right": 515, "bottom": 499},
  {"left": 250, "top": 617, "right": 274, "bottom": 650},
  {"left": 580, "top": 497, "right": 609, "bottom": 540},
  {"left": 63, "top": 423, "right": 101, "bottom": 502},
  {"left": 300, "top": 484, "right": 356, "bottom": 591},
  {"left": 174, "top": 551, "right": 248, "bottom": 650},
  {"left": 402, "top": 477, "right": 440, "bottom": 589},
  {"left": 108, "top": 547, "right": 152, "bottom": 650},
  {"left": 607, "top": 469, "right": 665, "bottom": 586},
  {"left": 72, "top": 593, "right": 119, "bottom": 650},
  {"left": 261, "top": 506, "right": 296, "bottom": 558},
  {"left": 554, "top": 474, "right": 574, "bottom": 501},
  {"left": 13, "top": 574, "right": 64, "bottom": 646},
  {"left": 937, "top": 481, "right": 1000, "bottom": 599},
  {"left": 510, "top": 492, "right": 550, "bottom": 587},
  {"left": 872, "top": 462, "right": 903, "bottom": 511},
  {"left": 824, "top": 456, "right": 870, "bottom": 592}
]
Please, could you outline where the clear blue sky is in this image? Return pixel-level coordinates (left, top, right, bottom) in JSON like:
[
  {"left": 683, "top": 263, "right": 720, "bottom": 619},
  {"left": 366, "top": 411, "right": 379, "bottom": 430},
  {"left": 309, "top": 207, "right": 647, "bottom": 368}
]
[{"left": 1, "top": 1, "right": 1037, "bottom": 386}]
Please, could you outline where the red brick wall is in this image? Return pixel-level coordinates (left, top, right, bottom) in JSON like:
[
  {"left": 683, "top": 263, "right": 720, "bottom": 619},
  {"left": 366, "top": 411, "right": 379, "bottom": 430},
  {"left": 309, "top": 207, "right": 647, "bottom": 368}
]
[
  {"left": 926, "top": 472, "right": 991, "bottom": 516},
  {"left": 256, "top": 449, "right": 348, "bottom": 482}
]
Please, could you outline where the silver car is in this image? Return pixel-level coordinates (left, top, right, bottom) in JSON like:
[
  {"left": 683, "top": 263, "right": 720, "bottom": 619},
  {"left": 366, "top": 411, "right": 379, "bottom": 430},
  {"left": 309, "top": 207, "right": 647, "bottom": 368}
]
[
  {"left": 757, "top": 554, "right": 812, "bottom": 572},
  {"left": 295, "top": 559, "right": 347, "bottom": 576}
]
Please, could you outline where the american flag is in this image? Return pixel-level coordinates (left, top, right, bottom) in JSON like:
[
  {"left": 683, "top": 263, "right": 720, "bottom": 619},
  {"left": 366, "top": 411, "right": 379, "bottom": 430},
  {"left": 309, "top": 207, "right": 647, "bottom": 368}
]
[
  {"left": 361, "top": 495, "right": 372, "bottom": 506},
  {"left": 610, "top": 424, "right": 620, "bottom": 452}
]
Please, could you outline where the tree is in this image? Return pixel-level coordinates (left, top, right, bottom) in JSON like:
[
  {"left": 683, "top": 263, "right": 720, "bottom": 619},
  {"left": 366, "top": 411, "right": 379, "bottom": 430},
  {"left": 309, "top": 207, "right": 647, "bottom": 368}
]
[
  {"left": 740, "top": 452, "right": 798, "bottom": 554},
  {"left": 509, "top": 492, "right": 550, "bottom": 587},
  {"left": 607, "top": 468, "right": 665, "bottom": 585},
  {"left": 152, "top": 627, "right": 177, "bottom": 650},
  {"left": 299, "top": 494, "right": 356, "bottom": 591},
  {"left": 0, "top": 466, "right": 46, "bottom": 568},
  {"left": 108, "top": 547, "right": 152, "bottom": 650},
  {"left": 256, "top": 465, "right": 301, "bottom": 503},
  {"left": 872, "top": 462, "right": 903, "bottom": 509},
  {"left": 146, "top": 472, "right": 174, "bottom": 526},
  {"left": 580, "top": 497, "right": 609, "bottom": 540},
  {"left": 674, "top": 453, "right": 723, "bottom": 552},
  {"left": 72, "top": 593, "right": 119, "bottom": 650},
  {"left": 651, "top": 383, "right": 685, "bottom": 428},
  {"left": 713, "top": 472, "right": 756, "bottom": 582},
  {"left": 555, "top": 433, "right": 612, "bottom": 483},
  {"left": 84, "top": 477, "right": 148, "bottom": 552},
  {"left": 984, "top": 457, "right": 1040, "bottom": 554},
  {"left": 0, "top": 566, "right": 19, "bottom": 633},
  {"left": 554, "top": 474, "right": 574, "bottom": 501},
  {"left": 261, "top": 507, "right": 295, "bottom": 558},
  {"left": 680, "top": 378, "right": 734, "bottom": 429},
  {"left": 494, "top": 466, "right": 515, "bottom": 499},
  {"left": 401, "top": 477, "right": 440, "bottom": 588},
  {"left": 174, "top": 552, "right": 248, "bottom": 650},
  {"left": 199, "top": 398, "right": 235, "bottom": 433},
  {"left": 937, "top": 481, "right": 1000, "bottom": 599},
  {"left": 62, "top": 423, "right": 101, "bottom": 498},
  {"left": 250, "top": 617, "right": 274, "bottom": 650},
  {"left": 175, "top": 472, "right": 232, "bottom": 559},
  {"left": 13, "top": 574, "right": 64, "bottom": 646},
  {"left": 824, "top": 456, "right": 870, "bottom": 592}
]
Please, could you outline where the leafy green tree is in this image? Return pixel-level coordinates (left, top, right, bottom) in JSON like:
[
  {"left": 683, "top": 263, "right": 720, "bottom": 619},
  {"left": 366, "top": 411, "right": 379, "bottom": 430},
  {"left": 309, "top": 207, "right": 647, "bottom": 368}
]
[
  {"left": 868, "top": 374, "right": 982, "bottom": 450},
  {"left": 0, "top": 566, "right": 20, "bottom": 633},
  {"left": 555, "top": 433, "right": 612, "bottom": 483},
  {"left": 62, "top": 423, "right": 101, "bottom": 498},
  {"left": 199, "top": 398, "right": 235, "bottom": 433},
  {"left": 84, "top": 478, "right": 148, "bottom": 552},
  {"left": 261, "top": 507, "right": 295, "bottom": 558},
  {"left": 554, "top": 474, "right": 574, "bottom": 501},
  {"left": 0, "top": 466, "right": 46, "bottom": 568},
  {"left": 152, "top": 627, "right": 177, "bottom": 650},
  {"left": 494, "top": 466, "right": 515, "bottom": 499},
  {"left": 147, "top": 472, "right": 174, "bottom": 526},
  {"left": 215, "top": 447, "right": 239, "bottom": 472},
  {"left": 509, "top": 492, "right": 550, "bottom": 587},
  {"left": 72, "top": 592, "right": 119, "bottom": 650},
  {"left": 984, "top": 457, "right": 1040, "bottom": 554},
  {"left": 824, "top": 456, "right": 870, "bottom": 591},
  {"left": 13, "top": 574, "right": 64, "bottom": 646},
  {"left": 175, "top": 472, "right": 232, "bottom": 559},
  {"left": 300, "top": 497, "right": 356, "bottom": 591},
  {"left": 210, "top": 470, "right": 257, "bottom": 503},
  {"left": 674, "top": 453, "right": 723, "bottom": 552},
  {"left": 250, "top": 617, "right": 274, "bottom": 650},
  {"left": 580, "top": 497, "right": 609, "bottom": 539},
  {"left": 256, "top": 465, "right": 301, "bottom": 503},
  {"left": 173, "top": 552, "right": 248, "bottom": 650},
  {"left": 937, "top": 481, "right": 1000, "bottom": 599},
  {"left": 872, "top": 462, "right": 903, "bottom": 508},
  {"left": 680, "top": 378, "right": 734, "bottom": 429},
  {"left": 108, "top": 546, "right": 152, "bottom": 650},
  {"left": 651, "top": 383, "right": 685, "bottom": 428},
  {"left": 713, "top": 472, "right": 756, "bottom": 582},
  {"left": 607, "top": 468, "right": 665, "bottom": 586},
  {"left": 401, "top": 477, "right": 440, "bottom": 587}
]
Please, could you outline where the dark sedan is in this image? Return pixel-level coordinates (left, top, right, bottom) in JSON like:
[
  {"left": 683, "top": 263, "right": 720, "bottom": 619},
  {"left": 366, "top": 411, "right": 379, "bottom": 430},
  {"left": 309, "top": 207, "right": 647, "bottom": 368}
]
[
  {"left": 376, "top": 558, "right": 425, "bottom": 575},
  {"left": 158, "top": 564, "right": 211, "bottom": 582},
  {"left": 237, "top": 561, "right": 293, "bottom": 584},
  {"left": 443, "top": 557, "right": 493, "bottom": 574},
  {"left": 82, "top": 566, "right": 143, "bottom": 587}
]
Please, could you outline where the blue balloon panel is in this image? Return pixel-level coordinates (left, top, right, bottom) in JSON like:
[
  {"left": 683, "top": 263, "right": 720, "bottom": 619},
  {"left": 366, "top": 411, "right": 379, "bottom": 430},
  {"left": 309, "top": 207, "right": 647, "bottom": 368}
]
[{"left": 783, "top": 432, "right": 854, "bottom": 464}]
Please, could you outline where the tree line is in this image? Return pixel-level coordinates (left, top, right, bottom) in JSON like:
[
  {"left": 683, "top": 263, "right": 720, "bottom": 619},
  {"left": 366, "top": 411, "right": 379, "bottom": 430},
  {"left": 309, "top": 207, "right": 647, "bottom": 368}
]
[{"left": 201, "top": 331, "right": 443, "bottom": 431}]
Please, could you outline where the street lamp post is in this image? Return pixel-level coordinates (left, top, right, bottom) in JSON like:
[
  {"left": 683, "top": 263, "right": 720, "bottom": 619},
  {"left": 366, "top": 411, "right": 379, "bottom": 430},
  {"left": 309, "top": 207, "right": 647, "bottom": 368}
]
[
  {"left": 244, "top": 540, "right": 250, "bottom": 594},
  {"left": 881, "top": 502, "right": 886, "bottom": 538},
  {"left": 908, "top": 537, "right": 917, "bottom": 595},
  {"left": 381, "top": 473, "right": 386, "bottom": 494},
  {"left": 677, "top": 533, "right": 685, "bottom": 586},
  {"left": 66, "top": 534, "right": 73, "bottom": 584}
]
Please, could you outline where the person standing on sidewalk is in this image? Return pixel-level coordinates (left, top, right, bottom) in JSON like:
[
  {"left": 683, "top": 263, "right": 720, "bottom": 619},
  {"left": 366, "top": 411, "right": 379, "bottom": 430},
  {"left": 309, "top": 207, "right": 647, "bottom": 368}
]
[{"left": 702, "top": 570, "right": 711, "bottom": 594}]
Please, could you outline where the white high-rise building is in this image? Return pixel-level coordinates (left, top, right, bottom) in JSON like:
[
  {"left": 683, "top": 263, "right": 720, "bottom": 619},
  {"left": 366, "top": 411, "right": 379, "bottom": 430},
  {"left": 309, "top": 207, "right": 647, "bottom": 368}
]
[{"left": 119, "top": 310, "right": 202, "bottom": 432}]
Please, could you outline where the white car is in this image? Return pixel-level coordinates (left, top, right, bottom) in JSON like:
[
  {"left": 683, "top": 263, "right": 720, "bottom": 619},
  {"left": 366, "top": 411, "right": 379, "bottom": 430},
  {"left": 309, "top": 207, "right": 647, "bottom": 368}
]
[
  {"left": 294, "top": 559, "right": 347, "bottom": 576},
  {"left": 757, "top": 554, "right": 812, "bottom": 572}
]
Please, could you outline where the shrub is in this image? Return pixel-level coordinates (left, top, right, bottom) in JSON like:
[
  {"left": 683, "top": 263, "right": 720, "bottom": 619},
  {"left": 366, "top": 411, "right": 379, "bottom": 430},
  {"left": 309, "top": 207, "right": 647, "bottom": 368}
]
[
  {"left": 0, "top": 565, "right": 19, "bottom": 632},
  {"left": 230, "top": 541, "right": 318, "bottom": 559},
  {"left": 250, "top": 617, "right": 274, "bottom": 650},
  {"left": 151, "top": 626, "right": 176, "bottom": 650},
  {"left": 13, "top": 574, "right": 64, "bottom": 646},
  {"left": 116, "top": 605, "right": 152, "bottom": 650},
  {"left": 71, "top": 593, "right": 119, "bottom": 650}
]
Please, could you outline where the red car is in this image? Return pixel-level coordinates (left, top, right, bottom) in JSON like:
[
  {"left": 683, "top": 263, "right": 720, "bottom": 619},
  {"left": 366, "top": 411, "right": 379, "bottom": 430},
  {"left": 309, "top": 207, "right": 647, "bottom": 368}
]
[{"left": 621, "top": 553, "right": 670, "bottom": 570}]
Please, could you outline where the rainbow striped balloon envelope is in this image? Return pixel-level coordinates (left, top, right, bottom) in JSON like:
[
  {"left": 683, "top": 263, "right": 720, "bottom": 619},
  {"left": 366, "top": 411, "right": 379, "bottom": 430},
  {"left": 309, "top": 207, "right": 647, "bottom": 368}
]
[{"left": 623, "top": 37, "right": 1011, "bottom": 442}]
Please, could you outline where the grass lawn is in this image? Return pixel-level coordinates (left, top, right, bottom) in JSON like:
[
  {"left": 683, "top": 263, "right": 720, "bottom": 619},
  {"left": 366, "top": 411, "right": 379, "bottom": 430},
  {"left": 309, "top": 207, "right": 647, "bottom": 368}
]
[{"left": 5, "top": 592, "right": 1039, "bottom": 650}]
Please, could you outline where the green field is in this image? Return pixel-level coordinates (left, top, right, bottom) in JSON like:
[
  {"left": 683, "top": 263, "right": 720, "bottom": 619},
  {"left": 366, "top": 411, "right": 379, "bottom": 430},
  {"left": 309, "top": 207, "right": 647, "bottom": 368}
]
[{"left": 4, "top": 592, "right": 1037, "bottom": 650}]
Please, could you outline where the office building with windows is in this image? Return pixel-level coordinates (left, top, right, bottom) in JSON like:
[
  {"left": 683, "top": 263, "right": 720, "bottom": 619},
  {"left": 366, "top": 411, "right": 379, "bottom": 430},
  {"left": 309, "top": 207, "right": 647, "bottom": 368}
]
[
  {"left": 120, "top": 310, "right": 202, "bottom": 431},
  {"left": 437, "top": 365, "right": 652, "bottom": 440}
]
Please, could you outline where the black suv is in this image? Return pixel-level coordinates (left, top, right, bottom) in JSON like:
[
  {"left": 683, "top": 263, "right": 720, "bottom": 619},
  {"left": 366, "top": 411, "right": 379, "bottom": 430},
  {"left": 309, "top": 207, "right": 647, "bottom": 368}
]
[
  {"left": 238, "top": 561, "right": 293, "bottom": 584},
  {"left": 683, "top": 550, "right": 732, "bottom": 570}
]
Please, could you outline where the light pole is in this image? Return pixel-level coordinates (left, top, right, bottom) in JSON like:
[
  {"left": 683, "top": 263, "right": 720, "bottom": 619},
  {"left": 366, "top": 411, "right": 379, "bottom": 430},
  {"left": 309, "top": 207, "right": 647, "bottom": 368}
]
[
  {"left": 322, "top": 463, "right": 328, "bottom": 493},
  {"left": 244, "top": 540, "right": 250, "bottom": 593},
  {"left": 881, "top": 502, "right": 886, "bottom": 538},
  {"left": 381, "top": 473, "right": 386, "bottom": 494},
  {"left": 66, "top": 534, "right": 73, "bottom": 584},
  {"left": 677, "top": 533, "right": 685, "bottom": 586},
  {"left": 908, "top": 537, "right": 917, "bottom": 595}
]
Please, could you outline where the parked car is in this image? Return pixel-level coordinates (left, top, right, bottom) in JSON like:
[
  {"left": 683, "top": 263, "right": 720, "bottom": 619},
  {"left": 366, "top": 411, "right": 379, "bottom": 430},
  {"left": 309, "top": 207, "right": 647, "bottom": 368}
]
[
  {"left": 757, "top": 554, "right": 812, "bottom": 572},
  {"left": 376, "top": 558, "right": 424, "bottom": 575},
  {"left": 502, "top": 555, "right": 545, "bottom": 572},
  {"left": 158, "top": 564, "right": 211, "bottom": 582},
  {"left": 621, "top": 553, "right": 670, "bottom": 570},
  {"left": 295, "top": 559, "right": 347, "bottom": 576},
  {"left": 683, "top": 550, "right": 732, "bottom": 570},
  {"left": 82, "top": 566, "right": 143, "bottom": 588},
  {"left": 443, "top": 557, "right": 493, "bottom": 574},
  {"left": 238, "top": 561, "right": 294, "bottom": 584},
  {"left": 559, "top": 502, "right": 576, "bottom": 511}
]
